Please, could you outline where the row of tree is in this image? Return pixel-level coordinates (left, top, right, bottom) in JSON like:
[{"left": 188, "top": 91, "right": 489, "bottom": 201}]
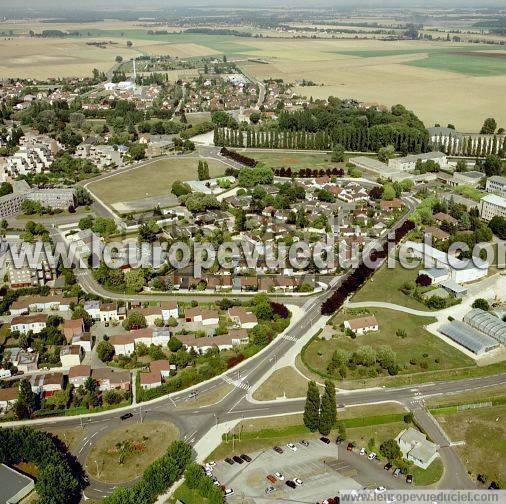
[
  {"left": 219, "top": 147, "right": 257, "bottom": 167},
  {"left": 435, "top": 133, "right": 506, "bottom": 158},
  {"left": 321, "top": 220, "right": 416, "bottom": 315},
  {"left": 215, "top": 124, "right": 429, "bottom": 154},
  {"left": 303, "top": 380, "right": 340, "bottom": 436},
  {"left": 103, "top": 441, "right": 192, "bottom": 504}
]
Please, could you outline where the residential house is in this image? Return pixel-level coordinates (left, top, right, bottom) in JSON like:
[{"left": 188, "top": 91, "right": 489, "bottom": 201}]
[
  {"left": 110, "top": 334, "right": 135, "bottom": 357},
  {"left": 424, "top": 226, "right": 450, "bottom": 242},
  {"left": 9, "top": 296, "right": 76, "bottom": 315},
  {"left": 380, "top": 199, "right": 404, "bottom": 212},
  {"left": 139, "top": 359, "right": 170, "bottom": 390},
  {"left": 99, "top": 303, "right": 125, "bottom": 323},
  {"left": 161, "top": 301, "right": 179, "bottom": 321},
  {"left": 395, "top": 427, "right": 439, "bottom": 469},
  {"left": 91, "top": 368, "right": 130, "bottom": 392},
  {"left": 228, "top": 307, "right": 257, "bottom": 329},
  {"left": 84, "top": 300, "right": 101, "bottom": 320},
  {"left": 59, "top": 345, "right": 83, "bottom": 367},
  {"left": 178, "top": 329, "right": 249, "bottom": 353},
  {"left": 433, "top": 212, "right": 458, "bottom": 227},
  {"left": 183, "top": 307, "right": 220, "bottom": 334},
  {"left": 30, "top": 372, "right": 64, "bottom": 397},
  {"left": 72, "top": 332, "right": 92, "bottom": 353},
  {"left": 63, "top": 318, "right": 85, "bottom": 343},
  {"left": 10, "top": 314, "right": 48, "bottom": 335},
  {"left": 13, "top": 350, "right": 39, "bottom": 373},
  {"left": 344, "top": 315, "right": 379, "bottom": 335},
  {"left": 68, "top": 365, "right": 91, "bottom": 388},
  {"left": 0, "top": 387, "right": 19, "bottom": 412}
]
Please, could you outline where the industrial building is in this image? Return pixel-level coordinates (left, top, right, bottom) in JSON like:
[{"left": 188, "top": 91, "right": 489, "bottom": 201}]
[
  {"left": 463, "top": 309, "right": 506, "bottom": 344},
  {"left": 439, "top": 320, "right": 500, "bottom": 356}
]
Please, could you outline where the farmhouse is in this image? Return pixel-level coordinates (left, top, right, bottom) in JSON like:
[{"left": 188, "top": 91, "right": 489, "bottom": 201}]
[{"left": 344, "top": 315, "right": 379, "bottom": 335}]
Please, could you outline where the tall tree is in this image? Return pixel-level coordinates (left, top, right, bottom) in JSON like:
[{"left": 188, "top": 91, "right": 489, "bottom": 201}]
[
  {"left": 318, "top": 380, "right": 336, "bottom": 435},
  {"left": 303, "top": 381, "right": 320, "bottom": 432}
]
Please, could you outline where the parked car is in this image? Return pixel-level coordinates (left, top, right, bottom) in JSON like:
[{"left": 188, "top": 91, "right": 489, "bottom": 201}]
[
  {"left": 274, "top": 472, "right": 284, "bottom": 481},
  {"left": 294, "top": 478, "right": 303, "bottom": 486},
  {"left": 232, "top": 455, "right": 243, "bottom": 464},
  {"left": 320, "top": 437, "right": 331, "bottom": 444},
  {"left": 225, "top": 488, "right": 234, "bottom": 496},
  {"left": 346, "top": 442, "right": 354, "bottom": 451},
  {"left": 240, "top": 454, "right": 252, "bottom": 462},
  {"left": 384, "top": 462, "right": 392, "bottom": 471},
  {"left": 225, "top": 457, "right": 235, "bottom": 465},
  {"left": 120, "top": 413, "right": 133, "bottom": 421},
  {"left": 266, "top": 474, "right": 277, "bottom": 484},
  {"left": 299, "top": 440, "right": 309, "bottom": 447},
  {"left": 273, "top": 446, "right": 283, "bottom": 454},
  {"left": 359, "top": 447, "right": 366, "bottom": 456},
  {"left": 285, "top": 480, "right": 297, "bottom": 489},
  {"left": 375, "top": 486, "right": 386, "bottom": 494},
  {"left": 406, "top": 474, "right": 413, "bottom": 484},
  {"left": 207, "top": 461, "right": 216, "bottom": 466},
  {"left": 393, "top": 468, "right": 401, "bottom": 478},
  {"left": 188, "top": 391, "right": 197, "bottom": 399},
  {"left": 287, "top": 443, "right": 297, "bottom": 452},
  {"left": 265, "top": 486, "right": 275, "bottom": 494},
  {"left": 368, "top": 452, "right": 377, "bottom": 460}
]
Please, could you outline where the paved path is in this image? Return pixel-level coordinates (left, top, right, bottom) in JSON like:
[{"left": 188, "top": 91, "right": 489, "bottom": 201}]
[{"left": 345, "top": 300, "right": 435, "bottom": 317}]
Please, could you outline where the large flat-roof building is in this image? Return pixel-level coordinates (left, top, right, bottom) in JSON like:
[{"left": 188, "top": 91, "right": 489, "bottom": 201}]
[
  {"left": 388, "top": 151, "right": 447, "bottom": 172},
  {"left": 480, "top": 193, "right": 506, "bottom": 221},
  {"left": 486, "top": 175, "right": 506, "bottom": 196},
  {"left": 0, "top": 464, "right": 35, "bottom": 504}
]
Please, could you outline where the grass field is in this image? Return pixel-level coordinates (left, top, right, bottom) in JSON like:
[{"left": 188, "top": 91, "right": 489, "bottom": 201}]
[
  {"left": 87, "top": 156, "right": 227, "bottom": 205},
  {"left": 438, "top": 404, "right": 506, "bottom": 487},
  {"left": 303, "top": 308, "right": 475, "bottom": 380},
  {"left": 85, "top": 421, "right": 179, "bottom": 483},
  {"left": 252, "top": 366, "right": 313, "bottom": 400},
  {"left": 241, "top": 150, "right": 340, "bottom": 171},
  {"left": 351, "top": 260, "right": 428, "bottom": 310}
]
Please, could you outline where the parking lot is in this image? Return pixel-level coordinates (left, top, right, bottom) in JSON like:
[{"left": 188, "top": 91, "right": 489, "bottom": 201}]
[
  {"left": 208, "top": 439, "right": 414, "bottom": 502},
  {"left": 210, "top": 440, "right": 362, "bottom": 502}
]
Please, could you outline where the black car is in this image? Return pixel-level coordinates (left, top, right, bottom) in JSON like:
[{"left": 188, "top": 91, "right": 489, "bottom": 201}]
[
  {"left": 120, "top": 413, "right": 133, "bottom": 421},
  {"left": 240, "top": 454, "right": 252, "bottom": 462},
  {"left": 320, "top": 437, "right": 331, "bottom": 444},
  {"left": 384, "top": 462, "right": 392, "bottom": 471},
  {"left": 285, "top": 480, "right": 297, "bottom": 489},
  {"left": 273, "top": 446, "right": 283, "bottom": 454},
  {"left": 300, "top": 440, "right": 309, "bottom": 447},
  {"left": 225, "top": 457, "right": 235, "bottom": 465},
  {"left": 406, "top": 474, "right": 413, "bottom": 484},
  {"left": 232, "top": 455, "right": 244, "bottom": 464}
]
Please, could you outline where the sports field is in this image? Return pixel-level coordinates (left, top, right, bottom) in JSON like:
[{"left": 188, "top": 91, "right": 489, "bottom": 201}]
[{"left": 87, "top": 156, "right": 227, "bottom": 205}]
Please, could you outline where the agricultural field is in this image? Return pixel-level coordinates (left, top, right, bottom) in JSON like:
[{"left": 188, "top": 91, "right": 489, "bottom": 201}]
[
  {"left": 86, "top": 156, "right": 228, "bottom": 206},
  {"left": 1, "top": 22, "right": 504, "bottom": 129},
  {"left": 303, "top": 307, "right": 475, "bottom": 382},
  {"left": 85, "top": 421, "right": 179, "bottom": 483}
]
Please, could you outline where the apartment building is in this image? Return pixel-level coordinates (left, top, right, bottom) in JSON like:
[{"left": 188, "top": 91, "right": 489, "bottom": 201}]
[{"left": 480, "top": 194, "right": 506, "bottom": 221}]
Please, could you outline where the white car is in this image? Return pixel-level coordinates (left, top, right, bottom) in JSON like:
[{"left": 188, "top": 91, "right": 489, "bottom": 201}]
[
  {"left": 359, "top": 447, "right": 366, "bottom": 456},
  {"left": 375, "top": 486, "right": 386, "bottom": 494},
  {"left": 287, "top": 443, "right": 298, "bottom": 452},
  {"left": 205, "top": 464, "right": 214, "bottom": 472},
  {"left": 207, "top": 461, "right": 216, "bottom": 466},
  {"left": 294, "top": 478, "right": 303, "bottom": 486},
  {"left": 368, "top": 452, "right": 377, "bottom": 460},
  {"left": 225, "top": 488, "right": 234, "bottom": 496},
  {"left": 274, "top": 472, "right": 284, "bottom": 481}
]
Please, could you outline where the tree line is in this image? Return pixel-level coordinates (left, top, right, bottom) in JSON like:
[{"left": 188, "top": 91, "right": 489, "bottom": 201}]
[
  {"left": 219, "top": 147, "right": 257, "bottom": 167},
  {"left": 321, "top": 220, "right": 415, "bottom": 315}
]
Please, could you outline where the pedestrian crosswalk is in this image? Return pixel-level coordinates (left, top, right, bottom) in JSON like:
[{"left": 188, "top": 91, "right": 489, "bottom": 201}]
[
  {"left": 222, "top": 374, "right": 250, "bottom": 391},
  {"left": 282, "top": 334, "right": 299, "bottom": 342}
]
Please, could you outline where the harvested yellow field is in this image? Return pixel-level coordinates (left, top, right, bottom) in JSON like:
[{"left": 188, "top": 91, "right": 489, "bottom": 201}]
[{"left": 0, "top": 37, "right": 139, "bottom": 78}]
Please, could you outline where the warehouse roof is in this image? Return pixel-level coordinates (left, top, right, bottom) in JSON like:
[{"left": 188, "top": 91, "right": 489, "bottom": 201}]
[{"left": 439, "top": 321, "right": 499, "bottom": 355}]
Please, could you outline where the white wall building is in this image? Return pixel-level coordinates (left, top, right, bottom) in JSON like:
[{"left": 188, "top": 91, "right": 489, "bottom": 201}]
[{"left": 480, "top": 194, "right": 506, "bottom": 221}]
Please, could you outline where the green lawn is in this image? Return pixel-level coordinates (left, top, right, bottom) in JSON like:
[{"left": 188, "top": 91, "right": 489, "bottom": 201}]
[
  {"left": 303, "top": 308, "right": 475, "bottom": 382},
  {"left": 351, "top": 260, "right": 428, "bottom": 310},
  {"left": 87, "top": 156, "right": 227, "bottom": 204},
  {"left": 439, "top": 404, "right": 506, "bottom": 487},
  {"left": 241, "top": 150, "right": 341, "bottom": 171},
  {"left": 411, "top": 458, "right": 444, "bottom": 487},
  {"left": 171, "top": 484, "right": 208, "bottom": 504}
]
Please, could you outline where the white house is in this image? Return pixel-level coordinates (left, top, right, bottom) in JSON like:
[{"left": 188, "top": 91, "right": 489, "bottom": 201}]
[
  {"left": 68, "top": 365, "right": 91, "bottom": 388},
  {"left": 0, "top": 387, "right": 19, "bottom": 412},
  {"left": 344, "top": 315, "right": 379, "bottom": 336},
  {"left": 396, "top": 427, "right": 439, "bottom": 469},
  {"left": 110, "top": 334, "right": 135, "bottom": 356},
  {"left": 99, "top": 303, "right": 125, "bottom": 323},
  {"left": 10, "top": 314, "right": 48, "bottom": 335},
  {"left": 84, "top": 300, "right": 101, "bottom": 320},
  {"left": 59, "top": 345, "right": 83, "bottom": 368},
  {"left": 161, "top": 301, "right": 179, "bottom": 321},
  {"left": 30, "top": 372, "right": 64, "bottom": 396}
]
